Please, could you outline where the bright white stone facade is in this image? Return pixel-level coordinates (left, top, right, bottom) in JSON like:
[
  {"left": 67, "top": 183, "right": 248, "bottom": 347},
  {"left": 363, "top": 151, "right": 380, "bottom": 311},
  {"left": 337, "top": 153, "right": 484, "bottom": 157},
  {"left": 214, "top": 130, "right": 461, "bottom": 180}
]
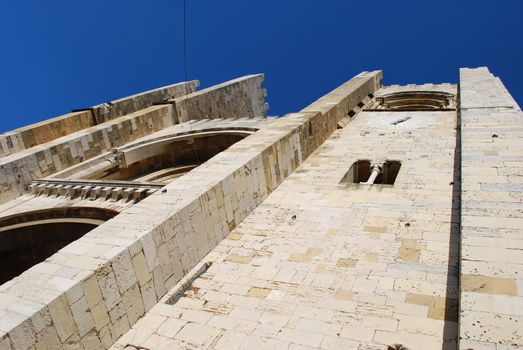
[{"left": 0, "top": 68, "right": 521, "bottom": 349}]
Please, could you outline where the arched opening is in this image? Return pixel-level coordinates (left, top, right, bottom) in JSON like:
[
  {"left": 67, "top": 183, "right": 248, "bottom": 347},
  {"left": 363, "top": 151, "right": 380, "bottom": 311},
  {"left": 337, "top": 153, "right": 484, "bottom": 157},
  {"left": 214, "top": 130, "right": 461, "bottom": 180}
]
[
  {"left": 0, "top": 207, "right": 118, "bottom": 285},
  {"left": 366, "top": 91, "right": 456, "bottom": 111},
  {"left": 84, "top": 130, "right": 252, "bottom": 184}
]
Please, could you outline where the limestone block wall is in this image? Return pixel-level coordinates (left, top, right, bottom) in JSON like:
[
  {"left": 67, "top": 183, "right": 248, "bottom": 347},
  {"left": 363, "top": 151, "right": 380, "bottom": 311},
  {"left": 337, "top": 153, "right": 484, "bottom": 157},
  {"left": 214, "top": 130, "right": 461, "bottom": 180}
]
[
  {"left": 0, "top": 111, "right": 94, "bottom": 158},
  {"left": 0, "top": 105, "right": 175, "bottom": 205},
  {"left": 0, "top": 81, "right": 199, "bottom": 158},
  {"left": 0, "top": 71, "right": 381, "bottom": 349},
  {"left": 459, "top": 67, "right": 523, "bottom": 349},
  {"left": 89, "top": 80, "right": 199, "bottom": 124},
  {"left": 173, "top": 75, "right": 268, "bottom": 123},
  {"left": 0, "top": 76, "right": 270, "bottom": 206}
]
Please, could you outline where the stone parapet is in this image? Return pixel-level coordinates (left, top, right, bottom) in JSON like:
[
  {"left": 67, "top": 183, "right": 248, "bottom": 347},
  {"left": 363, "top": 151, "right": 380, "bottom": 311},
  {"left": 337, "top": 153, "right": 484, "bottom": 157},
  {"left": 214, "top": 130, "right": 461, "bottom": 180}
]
[
  {"left": 0, "top": 76, "right": 273, "bottom": 206},
  {"left": 0, "top": 105, "right": 175, "bottom": 205},
  {"left": 172, "top": 75, "right": 268, "bottom": 123},
  {"left": 0, "top": 81, "right": 199, "bottom": 159}
]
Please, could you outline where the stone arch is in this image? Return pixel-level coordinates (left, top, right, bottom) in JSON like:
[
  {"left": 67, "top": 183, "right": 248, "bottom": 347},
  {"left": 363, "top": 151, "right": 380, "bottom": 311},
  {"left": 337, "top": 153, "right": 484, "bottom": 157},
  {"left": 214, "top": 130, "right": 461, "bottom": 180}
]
[
  {"left": 0, "top": 207, "right": 118, "bottom": 284},
  {"left": 81, "top": 129, "right": 255, "bottom": 183},
  {"left": 370, "top": 91, "right": 455, "bottom": 111}
]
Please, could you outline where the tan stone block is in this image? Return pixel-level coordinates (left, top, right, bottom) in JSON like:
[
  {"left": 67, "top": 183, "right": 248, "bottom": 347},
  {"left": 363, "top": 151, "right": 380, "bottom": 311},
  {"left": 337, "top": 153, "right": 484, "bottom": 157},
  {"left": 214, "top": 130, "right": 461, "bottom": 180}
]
[
  {"left": 111, "top": 315, "right": 131, "bottom": 340},
  {"left": 429, "top": 297, "right": 457, "bottom": 322},
  {"left": 364, "top": 226, "right": 387, "bottom": 233},
  {"left": 364, "top": 252, "right": 378, "bottom": 262},
  {"left": 0, "top": 337, "right": 11, "bottom": 350},
  {"left": 405, "top": 293, "right": 435, "bottom": 307},
  {"left": 288, "top": 254, "right": 311, "bottom": 262},
  {"left": 141, "top": 279, "right": 158, "bottom": 312},
  {"left": 462, "top": 275, "right": 517, "bottom": 296},
  {"left": 30, "top": 307, "right": 52, "bottom": 334},
  {"left": 225, "top": 254, "right": 253, "bottom": 264},
  {"left": 131, "top": 252, "right": 151, "bottom": 287},
  {"left": 98, "top": 324, "right": 114, "bottom": 349},
  {"left": 326, "top": 228, "right": 337, "bottom": 236},
  {"left": 97, "top": 268, "right": 122, "bottom": 310},
  {"left": 227, "top": 233, "right": 243, "bottom": 240},
  {"left": 122, "top": 284, "right": 145, "bottom": 325},
  {"left": 335, "top": 258, "right": 357, "bottom": 268},
  {"left": 314, "top": 264, "right": 326, "bottom": 272},
  {"left": 80, "top": 331, "right": 103, "bottom": 350},
  {"left": 35, "top": 325, "right": 60, "bottom": 350},
  {"left": 9, "top": 318, "right": 36, "bottom": 350},
  {"left": 48, "top": 295, "right": 76, "bottom": 342},
  {"left": 396, "top": 247, "right": 420, "bottom": 262},
  {"left": 305, "top": 248, "right": 322, "bottom": 256},
  {"left": 248, "top": 287, "right": 271, "bottom": 299},
  {"left": 334, "top": 289, "right": 354, "bottom": 301},
  {"left": 427, "top": 307, "right": 445, "bottom": 321},
  {"left": 82, "top": 275, "right": 102, "bottom": 308},
  {"left": 90, "top": 302, "right": 110, "bottom": 331},
  {"left": 112, "top": 249, "right": 138, "bottom": 294},
  {"left": 368, "top": 232, "right": 382, "bottom": 239},
  {"left": 70, "top": 297, "right": 94, "bottom": 337}
]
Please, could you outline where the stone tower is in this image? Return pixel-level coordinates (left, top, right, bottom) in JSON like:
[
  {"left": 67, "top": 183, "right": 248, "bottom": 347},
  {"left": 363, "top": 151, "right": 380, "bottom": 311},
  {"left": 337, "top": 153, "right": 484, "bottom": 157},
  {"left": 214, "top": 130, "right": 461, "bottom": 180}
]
[{"left": 0, "top": 68, "right": 520, "bottom": 349}]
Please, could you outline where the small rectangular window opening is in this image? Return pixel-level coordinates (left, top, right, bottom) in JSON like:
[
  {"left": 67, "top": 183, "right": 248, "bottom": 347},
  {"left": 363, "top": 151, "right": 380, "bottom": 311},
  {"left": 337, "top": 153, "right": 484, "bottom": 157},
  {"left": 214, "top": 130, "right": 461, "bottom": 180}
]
[{"left": 341, "top": 160, "right": 401, "bottom": 186}]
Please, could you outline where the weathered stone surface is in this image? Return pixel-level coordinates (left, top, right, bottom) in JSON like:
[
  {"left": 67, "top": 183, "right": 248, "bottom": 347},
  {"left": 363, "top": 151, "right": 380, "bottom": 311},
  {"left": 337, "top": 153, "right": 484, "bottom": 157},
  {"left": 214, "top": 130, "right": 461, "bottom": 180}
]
[
  {"left": 0, "top": 71, "right": 380, "bottom": 349},
  {"left": 111, "top": 76, "right": 463, "bottom": 350},
  {"left": 2, "top": 68, "right": 519, "bottom": 350},
  {"left": 459, "top": 67, "right": 523, "bottom": 349}
]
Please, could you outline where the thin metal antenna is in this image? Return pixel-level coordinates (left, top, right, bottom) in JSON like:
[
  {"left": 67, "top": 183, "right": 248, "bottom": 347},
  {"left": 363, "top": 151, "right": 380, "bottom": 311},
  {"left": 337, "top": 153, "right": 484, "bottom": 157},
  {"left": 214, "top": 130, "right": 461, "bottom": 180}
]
[{"left": 183, "top": 0, "right": 188, "bottom": 82}]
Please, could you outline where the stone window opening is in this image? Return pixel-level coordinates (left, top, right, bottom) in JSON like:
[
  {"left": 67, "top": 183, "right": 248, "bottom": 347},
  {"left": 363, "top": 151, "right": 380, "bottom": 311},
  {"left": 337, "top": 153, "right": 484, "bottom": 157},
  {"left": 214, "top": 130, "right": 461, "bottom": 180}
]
[
  {"left": 341, "top": 160, "right": 401, "bottom": 186},
  {"left": 364, "top": 91, "right": 456, "bottom": 111}
]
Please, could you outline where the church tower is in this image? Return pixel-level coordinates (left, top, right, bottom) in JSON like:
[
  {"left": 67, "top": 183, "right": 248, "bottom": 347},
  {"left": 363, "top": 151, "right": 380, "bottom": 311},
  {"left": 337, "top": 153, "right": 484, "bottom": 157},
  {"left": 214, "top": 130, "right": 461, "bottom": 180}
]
[{"left": 0, "top": 68, "right": 520, "bottom": 349}]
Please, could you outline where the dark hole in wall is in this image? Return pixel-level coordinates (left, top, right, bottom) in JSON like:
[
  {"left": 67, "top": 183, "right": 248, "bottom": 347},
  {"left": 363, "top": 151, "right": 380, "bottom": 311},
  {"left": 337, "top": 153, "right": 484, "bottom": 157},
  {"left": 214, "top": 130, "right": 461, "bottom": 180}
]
[
  {"left": 342, "top": 160, "right": 371, "bottom": 183},
  {"left": 0, "top": 207, "right": 117, "bottom": 285},
  {"left": 0, "top": 222, "right": 96, "bottom": 285},
  {"left": 374, "top": 160, "right": 402, "bottom": 185},
  {"left": 93, "top": 133, "right": 247, "bottom": 182},
  {"left": 341, "top": 160, "right": 401, "bottom": 185}
]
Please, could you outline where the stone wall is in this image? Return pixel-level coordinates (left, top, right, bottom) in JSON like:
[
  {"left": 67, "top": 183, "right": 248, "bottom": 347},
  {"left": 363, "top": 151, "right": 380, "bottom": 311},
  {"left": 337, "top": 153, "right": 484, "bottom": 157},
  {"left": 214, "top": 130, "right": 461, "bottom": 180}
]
[
  {"left": 90, "top": 81, "right": 199, "bottom": 124},
  {"left": 459, "top": 67, "right": 523, "bottom": 349},
  {"left": 0, "top": 81, "right": 199, "bottom": 158},
  {"left": 0, "top": 105, "right": 175, "bottom": 205},
  {"left": 0, "top": 71, "right": 381, "bottom": 349},
  {"left": 0, "top": 111, "right": 94, "bottom": 158},
  {"left": 0, "top": 76, "right": 269, "bottom": 206},
  {"left": 173, "top": 75, "right": 268, "bottom": 123}
]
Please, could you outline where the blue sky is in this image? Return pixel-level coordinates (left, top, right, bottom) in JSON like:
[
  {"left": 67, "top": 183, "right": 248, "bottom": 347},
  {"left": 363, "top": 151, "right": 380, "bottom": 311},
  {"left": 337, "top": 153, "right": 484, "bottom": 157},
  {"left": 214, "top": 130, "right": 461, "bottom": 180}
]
[{"left": 1, "top": 1, "right": 522, "bottom": 132}]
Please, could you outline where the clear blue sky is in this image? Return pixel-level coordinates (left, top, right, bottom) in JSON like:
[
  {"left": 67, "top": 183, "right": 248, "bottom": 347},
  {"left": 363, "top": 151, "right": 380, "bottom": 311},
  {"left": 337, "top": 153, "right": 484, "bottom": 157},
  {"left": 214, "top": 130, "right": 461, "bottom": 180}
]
[{"left": 1, "top": 1, "right": 522, "bottom": 132}]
